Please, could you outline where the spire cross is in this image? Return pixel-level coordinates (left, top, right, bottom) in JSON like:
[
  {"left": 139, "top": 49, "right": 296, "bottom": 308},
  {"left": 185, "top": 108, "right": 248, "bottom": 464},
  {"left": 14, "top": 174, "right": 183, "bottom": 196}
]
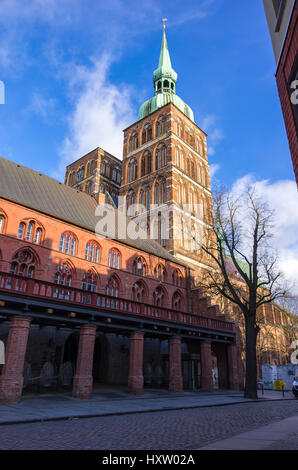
[{"left": 162, "top": 18, "right": 167, "bottom": 29}]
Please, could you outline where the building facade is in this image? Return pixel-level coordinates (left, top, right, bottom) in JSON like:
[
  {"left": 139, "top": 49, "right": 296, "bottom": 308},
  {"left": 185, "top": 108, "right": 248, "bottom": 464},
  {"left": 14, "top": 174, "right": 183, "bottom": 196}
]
[
  {"left": 263, "top": 0, "right": 298, "bottom": 184},
  {"left": 0, "top": 156, "right": 238, "bottom": 403},
  {"left": 65, "top": 147, "right": 122, "bottom": 205}
]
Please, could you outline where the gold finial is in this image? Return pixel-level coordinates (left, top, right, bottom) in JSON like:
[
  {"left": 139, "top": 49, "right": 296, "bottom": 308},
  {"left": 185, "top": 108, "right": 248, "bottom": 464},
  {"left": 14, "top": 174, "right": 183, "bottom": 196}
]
[{"left": 162, "top": 18, "right": 167, "bottom": 29}]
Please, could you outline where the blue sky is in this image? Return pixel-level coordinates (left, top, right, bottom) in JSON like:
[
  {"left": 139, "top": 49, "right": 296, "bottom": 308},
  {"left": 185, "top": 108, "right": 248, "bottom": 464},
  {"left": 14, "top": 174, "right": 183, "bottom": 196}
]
[{"left": 0, "top": 0, "right": 297, "bottom": 291}]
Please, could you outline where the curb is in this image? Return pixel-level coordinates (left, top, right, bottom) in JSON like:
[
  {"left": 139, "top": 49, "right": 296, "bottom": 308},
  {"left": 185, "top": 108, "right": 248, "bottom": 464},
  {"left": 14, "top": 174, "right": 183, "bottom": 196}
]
[{"left": 0, "top": 396, "right": 295, "bottom": 427}]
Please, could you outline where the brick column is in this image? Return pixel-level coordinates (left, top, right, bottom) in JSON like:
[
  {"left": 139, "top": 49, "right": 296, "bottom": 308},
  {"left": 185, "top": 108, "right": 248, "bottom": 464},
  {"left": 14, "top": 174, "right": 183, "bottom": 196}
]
[
  {"left": 128, "top": 331, "right": 144, "bottom": 395},
  {"left": 73, "top": 325, "right": 96, "bottom": 399},
  {"left": 169, "top": 336, "right": 183, "bottom": 392},
  {"left": 0, "top": 316, "right": 31, "bottom": 404},
  {"left": 227, "top": 344, "right": 240, "bottom": 390},
  {"left": 201, "top": 341, "right": 213, "bottom": 392}
]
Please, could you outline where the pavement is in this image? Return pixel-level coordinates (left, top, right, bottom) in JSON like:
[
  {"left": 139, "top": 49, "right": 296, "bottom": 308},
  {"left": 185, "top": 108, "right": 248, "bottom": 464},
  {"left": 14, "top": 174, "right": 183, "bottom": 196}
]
[
  {"left": 0, "top": 385, "right": 294, "bottom": 426},
  {"left": 199, "top": 414, "right": 298, "bottom": 450}
]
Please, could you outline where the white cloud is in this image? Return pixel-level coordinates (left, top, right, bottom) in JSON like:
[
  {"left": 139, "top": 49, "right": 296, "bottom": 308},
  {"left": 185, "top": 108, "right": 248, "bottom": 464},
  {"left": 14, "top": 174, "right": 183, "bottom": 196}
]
[
  {"left": 230, "top": 175, "right": 298, "bottom": 295},
  {"left": 54, "top": 54, "right": 135, "bottom": 179},
  {"left": 201, "top": 114, "right": 224, "bottom": 157},
  {"left": 209, "top": 163, "right": 220, "bottom": 178},
  {"left": 25, "top": 93, "right": 56, "bottom": 121}
]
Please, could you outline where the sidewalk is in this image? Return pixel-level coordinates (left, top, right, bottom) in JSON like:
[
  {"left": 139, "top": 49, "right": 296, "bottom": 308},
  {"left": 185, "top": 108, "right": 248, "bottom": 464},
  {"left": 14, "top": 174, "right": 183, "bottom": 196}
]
[
  {"left": 0, "top": 386, "right": 294, "bottom": 426},
  {"left": 199, "top": 414, "right": 298, "bottom": 450}
]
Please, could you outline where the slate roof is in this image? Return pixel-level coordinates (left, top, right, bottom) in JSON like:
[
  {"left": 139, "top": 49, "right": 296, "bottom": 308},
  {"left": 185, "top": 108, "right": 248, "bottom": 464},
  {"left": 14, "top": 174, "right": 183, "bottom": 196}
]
[{"left": 0, "top": 156, "right": 185, "bottom": 266}]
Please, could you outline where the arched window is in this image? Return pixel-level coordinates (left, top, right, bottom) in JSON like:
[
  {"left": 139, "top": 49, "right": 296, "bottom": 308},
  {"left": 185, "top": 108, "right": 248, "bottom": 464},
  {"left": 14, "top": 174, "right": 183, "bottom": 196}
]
[
  {"left": 105, "top": 276, "right": 119, "bottom": 297},
  {"left": 108, "top": 248, "right": 121, "bottom": 269},
  {"left": 54, "top": 263, "right": 72, "bottom": 287},
  {"left": 132, "top": 280, "right": 147, "bottom": 302},
  {"left": 0, "top": 212, "right": 7, "bottom": 234},
  {"left": 129, "top": 132, "right": 139, "bottom": 152},
  {"left": 155, "top": 148, "right": 160, "bottom": 170},
  {"left": 145, "top": 186, "right": 151, "bottom": 211},
  {"left": 34, "top": 228, "right": 42, "bottom": 244},
  {"left": 76, "top": 166, "right": 85, "bottom": 182},
  {"left": 156, "top": 117, "right": 166, "bottom": 137},
  {"left": 10, "top": 249, "right": 36, "bottom": 279},
  {"left": 126, "top": 190, "right": 136, "bottom": 217},
  {"left": 132, "top": 256, "right": 147, "bottom": 276},
  {"left": 142, "top": 124, "right": 152, "bottom": 144},
  {"left": 127, "top": 158, "right": 138, "bottom": 183},
  {"left": 17, "top": 222, "right": 25, "bottom": 239},
  {"left": 59, "top": 232, "right": 77, "bottom": 256},
  {"left": 26, "top": 222, "right": 34, "bottom": 241},
  {"left": 161, "top": 179, "right": 167, "bottom": 204},
  {"left": 172, "top": 269, "right": 183, "bottom": 287},
  {"left": 153, "top": 286, "right": 165, "bottom": 306},
  {"left": 82, "top": 270, "right": 98, "bottom": 292},
  {"left": 161, "top": 146, "right": 167, "bottom": 167},
  {"left": 154, "top": 182, "right": 159, "bottom": 205},
  {"left": 154, "top": 264, "right": 166, "bottom": 282},
  {"left": 141, "top": 151, "right": 151, "bottom": 176},
  {"left": 85, "top": 241, "right": 100, "bottom": 263},
  {"left": 172, "top": 291, "right": 182, "bottom": 310}
]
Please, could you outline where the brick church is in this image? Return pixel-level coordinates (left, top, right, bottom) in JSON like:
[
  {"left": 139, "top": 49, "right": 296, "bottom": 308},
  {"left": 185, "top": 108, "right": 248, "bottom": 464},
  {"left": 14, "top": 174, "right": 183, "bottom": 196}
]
[{"left": 0, "top": 27, "right": 290, "bottom": 404}]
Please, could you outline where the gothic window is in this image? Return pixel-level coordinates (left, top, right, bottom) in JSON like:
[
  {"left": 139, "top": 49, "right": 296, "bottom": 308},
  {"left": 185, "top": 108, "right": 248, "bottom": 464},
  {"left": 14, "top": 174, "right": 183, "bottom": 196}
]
[
  {"left": 105, "top": 276, "right": 119, "bottom": 297},
  {"left": 132, "top": 256, "right": 147, "bottom": 276},
  {"left": 132, "top": 280, "right": 147, "bottom": 302},
  {"left": 139, "top": 188, "right": 145, "bottom": 213},
  {"left": 154, "top": 264, "right": 166, "bottom": 282},
  {"left": 34, "top": 228, "right": 42, "bottom": 244},
  {"left": 108, "top": 248, "right": 121, "bottom": 269},
  {"left": 161, "top": 179, "right": 167, "bottom": 204},
  {"left": 10, "top": 249, "right": 36, "bottom": 279},
  {"left": 142, "top": 124, "right": 152, "bottom": 144},
  {"left": 155, "top": 148, "right": 160, "bottom": 170},
  {"left": 85, "top": 240, "right": 100, "bottom": 263},
  {"left": 76, "top": 166, "right": 85, "bottom": 182},
  {"left": 0, "top": 212, "right": 7, "bottom": 234},
  {"left": 154, "top": 182, "right": 159, "bottom": 205},
  {"left": 82, "top": 270, "right": 98, "bottom": 292},
  {"left": 172, "top": 269, "right": 183, "bottom": 287},
  {"left": 126, "top": 190, "right": 136, "bottom": 216},
  {"left": 145, "top": 186, "right": 151, "bottom": 211},
  {"left": 161, "top": 146, "right": 167, "bottom": 167},
  {"left": 156, "top": 116, "right": 166, "bottom": 137},
  {"left": 172, "top": 291, "right": 182, "bottom": 310},
  {"left": 127, "top": 158, "right": 138, "bottom": 183},
  {"left": 54, "top": 263, "right": 72, "bottom": 287},
  {"left": 17, "top": 222, "right": 25, "bottom": 239},
  {"left": 59, "top": 232, "right": 77, "bottom": 256},
  {"left": 153, "top": 285, "right": 165, "bottom": 307},
  {"left": 129, "top": 132, "right": 139, "bottom": 152}
]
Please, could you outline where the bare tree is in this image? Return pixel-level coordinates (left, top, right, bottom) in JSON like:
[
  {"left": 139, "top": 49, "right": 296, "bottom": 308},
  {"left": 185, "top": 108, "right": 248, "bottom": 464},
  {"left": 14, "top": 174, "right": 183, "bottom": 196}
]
[{"left": 192, "top": 186, "right": 287, "bottom": 398}]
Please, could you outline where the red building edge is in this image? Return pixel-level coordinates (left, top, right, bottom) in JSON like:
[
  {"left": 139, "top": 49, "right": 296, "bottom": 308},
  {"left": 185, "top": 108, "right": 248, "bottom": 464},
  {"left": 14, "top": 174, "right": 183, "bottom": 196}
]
[{"left": 275, "top": 2, "right": 298, "bottom": 185}]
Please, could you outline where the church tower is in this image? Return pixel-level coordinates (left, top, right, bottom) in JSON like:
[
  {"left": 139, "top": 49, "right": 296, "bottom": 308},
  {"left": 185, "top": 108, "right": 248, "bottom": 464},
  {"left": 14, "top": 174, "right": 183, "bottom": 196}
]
[{"left": 120, "top": 26, "right": 214, "bottom": 278}]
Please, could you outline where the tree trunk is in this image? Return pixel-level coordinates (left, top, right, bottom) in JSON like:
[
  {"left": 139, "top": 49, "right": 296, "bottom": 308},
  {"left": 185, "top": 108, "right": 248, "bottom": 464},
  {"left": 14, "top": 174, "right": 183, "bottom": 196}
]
[{"left": 244, "top": 316, "right": 258, "bottom": 399}]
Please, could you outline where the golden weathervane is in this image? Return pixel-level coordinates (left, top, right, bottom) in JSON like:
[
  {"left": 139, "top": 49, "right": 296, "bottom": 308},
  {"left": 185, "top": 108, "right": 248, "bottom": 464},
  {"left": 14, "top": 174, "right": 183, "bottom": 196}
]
[{"left": 162, "top": 18, "right": 168, "bottom": 29}]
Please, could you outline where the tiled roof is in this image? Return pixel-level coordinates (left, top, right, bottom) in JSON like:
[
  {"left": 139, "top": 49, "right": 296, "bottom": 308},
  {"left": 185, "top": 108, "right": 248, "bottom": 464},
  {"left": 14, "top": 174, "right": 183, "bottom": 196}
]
[{"left": 0, "top": 156, "right": 185, "bottom": 266}]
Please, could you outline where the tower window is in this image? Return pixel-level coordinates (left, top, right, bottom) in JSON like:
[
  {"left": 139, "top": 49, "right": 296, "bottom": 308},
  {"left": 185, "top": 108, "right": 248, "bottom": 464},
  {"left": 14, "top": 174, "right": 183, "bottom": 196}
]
[
  {"left": 157, "top": 81, "right": 161, "bottom": 90},
  {"left": 163, "top": 80, "right": 169, "bottom": 89}
]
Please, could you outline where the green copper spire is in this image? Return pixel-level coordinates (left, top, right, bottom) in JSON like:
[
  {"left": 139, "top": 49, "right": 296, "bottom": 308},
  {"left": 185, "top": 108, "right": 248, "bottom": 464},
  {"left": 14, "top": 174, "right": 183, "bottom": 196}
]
[
  {"left": 138, "top": 25, "right": 194, "bottom": 123},
  {"left": 153, "top": 27, "right": 178, "bottom": 93}
]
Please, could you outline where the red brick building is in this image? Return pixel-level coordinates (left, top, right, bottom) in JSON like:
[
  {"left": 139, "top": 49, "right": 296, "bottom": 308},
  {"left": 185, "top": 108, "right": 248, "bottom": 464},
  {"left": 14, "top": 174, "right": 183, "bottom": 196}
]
[
  {"left": 263, "top": 0, "right": 298, "bottom": 184},
  {"left": 0, "top": 156, "right": 238, "bottom": 403}
]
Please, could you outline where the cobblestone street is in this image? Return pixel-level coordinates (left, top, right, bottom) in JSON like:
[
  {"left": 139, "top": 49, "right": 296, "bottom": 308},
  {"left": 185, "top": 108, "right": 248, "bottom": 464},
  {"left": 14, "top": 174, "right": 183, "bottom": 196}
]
[{"left": 1, "top": 400, "right": 298, "bottom": 450}]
